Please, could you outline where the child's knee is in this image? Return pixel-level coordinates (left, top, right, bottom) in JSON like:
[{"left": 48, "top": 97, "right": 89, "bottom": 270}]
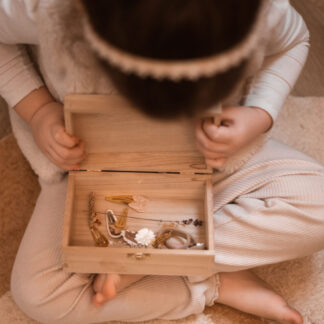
[
  {"left": 11, "top": 267, "right": 44, "bottom": 322},
  {"left": 11, "top": 260, "right": 92, "bottom": 323},
  {"left": 10, "top": 263, "right": 55, "bottom": 322}
]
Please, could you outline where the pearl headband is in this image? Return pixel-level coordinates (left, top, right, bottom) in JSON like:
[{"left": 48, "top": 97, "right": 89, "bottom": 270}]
[{"left": 82, "top": 1, "right": 267, "bottom": 81}]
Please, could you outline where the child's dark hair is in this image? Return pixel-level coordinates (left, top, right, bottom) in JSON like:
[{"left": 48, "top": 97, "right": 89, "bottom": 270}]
[{"left": 81, "top": 0, "right": 262, "bottom": 119}]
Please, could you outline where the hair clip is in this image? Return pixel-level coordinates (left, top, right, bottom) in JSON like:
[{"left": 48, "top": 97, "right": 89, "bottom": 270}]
[
  {"left": 105, "top": 210, "right": 122, "bottom": 238},
  {"left": 90, "top": 226, "right": 109, "bottom": 247},
  {"left": 107, "top": 225, "right": 122, "bottom": 239},
  {"left": 106, "top": 209, "right": 117, "bottom": 225},
  {"left": 114, "top": 207, "right": 129, "bottom": 229},
  {"left": 105, "top": 195, "right": 148, "bottom": 212},
  {"left": 105, "top": 195, "right": 134, "bottom": 204},
  {"left": 88, "top": 192, "right": 109, "bottom": 247}
]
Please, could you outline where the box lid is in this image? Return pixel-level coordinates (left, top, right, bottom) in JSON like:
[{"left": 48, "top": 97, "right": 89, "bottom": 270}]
[{"left": 64, "top": 94, "right": 214, "bottom": 174}]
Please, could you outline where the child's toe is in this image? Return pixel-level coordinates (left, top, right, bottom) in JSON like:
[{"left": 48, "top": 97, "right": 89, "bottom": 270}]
[{"left": 280, "top": 306, "right": 303, "bottom": 324}]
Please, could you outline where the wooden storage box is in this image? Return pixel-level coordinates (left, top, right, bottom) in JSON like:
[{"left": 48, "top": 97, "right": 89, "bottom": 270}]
[{"left": 62, "top": 94, "right": 217, "bottom": 276}]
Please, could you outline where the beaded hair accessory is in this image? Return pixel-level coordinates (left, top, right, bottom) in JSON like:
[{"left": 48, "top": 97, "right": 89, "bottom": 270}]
[{"left": 81, "top": 0, "right": 267, "bottom": 81}]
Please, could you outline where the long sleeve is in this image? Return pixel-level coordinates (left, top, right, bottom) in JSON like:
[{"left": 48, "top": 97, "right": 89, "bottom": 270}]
[
  {"left": 243, "top": 2, "right": 310, "bottom": 121},
  {"left": 0, "top": 0, "right": 43, "bottom": 108}
]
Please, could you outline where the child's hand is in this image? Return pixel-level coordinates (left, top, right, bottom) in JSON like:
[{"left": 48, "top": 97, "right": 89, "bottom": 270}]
[
  {"left": 195, "top": 106, "right": 272, "bottom": 169},
  {"left": 29, "top": 101, "right": 86, "bottom": 170}
]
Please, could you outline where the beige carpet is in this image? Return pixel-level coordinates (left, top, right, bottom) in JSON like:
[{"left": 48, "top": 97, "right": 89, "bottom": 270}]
[
  {"left": 0, "top": 98, "right": 11, "bottom": 139},
  {"left": 0, "top": 96, "right": 324, "bottom": 324}
]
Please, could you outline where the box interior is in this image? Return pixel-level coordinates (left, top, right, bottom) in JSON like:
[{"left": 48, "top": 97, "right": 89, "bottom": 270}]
[{"left": 68, "top": 172, "right": 210, "bottom": 250}]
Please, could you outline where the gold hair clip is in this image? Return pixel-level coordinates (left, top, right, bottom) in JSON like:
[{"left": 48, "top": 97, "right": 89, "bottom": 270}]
[
  {"left": 88, "top": 192, "right": 109, "bottom": 247},
  {"left": 105, "top": 195, "right": 134, "bottom": 204},
  {"left": 90, "top": 227, "right": 109, "bottom": 247},
  {"left": 106, "top": 209, "right": 117, "bottom": 225},
  {"left": 114, "top": 207, "right": 129, "bottom": 229},
  {"left": 105, "top": 195, "right": 148, "bottom": 212}
]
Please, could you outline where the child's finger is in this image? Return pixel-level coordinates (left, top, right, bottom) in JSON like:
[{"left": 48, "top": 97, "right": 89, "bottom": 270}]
[
  {"left": 53, "top": 141, "right": 86, "bottom": 164},
  {"left": 45, "top": 146, "right": 80, "bottom": 170},
  {"left": 53, "top": 125, "right": 80, "bottom": 148},
  {"left": 195, "top": 122, "right": 229, "bottom": 153},
  {"left": 202, "top": 119, "right": 233, "bottom": 143},
  {"left": 195, "top": 141, "right": 227, "bottom": 160}
]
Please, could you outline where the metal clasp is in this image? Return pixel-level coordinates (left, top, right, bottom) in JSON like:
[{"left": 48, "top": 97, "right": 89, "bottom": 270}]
[{"left": 127, "top": 252, "right": 150, "bottom": 260}]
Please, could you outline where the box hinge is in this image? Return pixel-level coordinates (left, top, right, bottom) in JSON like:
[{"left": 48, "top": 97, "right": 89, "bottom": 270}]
[{"left": 179, "top": 171, "right": 196, "bottom": 176}]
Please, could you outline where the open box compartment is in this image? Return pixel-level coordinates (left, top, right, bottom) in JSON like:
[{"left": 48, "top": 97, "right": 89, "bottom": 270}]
[{"left": 62, "top": 94, "right": 217, "bottom": 276}]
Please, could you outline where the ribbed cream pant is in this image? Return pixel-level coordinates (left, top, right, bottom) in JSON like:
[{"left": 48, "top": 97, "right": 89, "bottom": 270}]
[{"left": 11, "top": 140, "right": 324, "bottom": 324}]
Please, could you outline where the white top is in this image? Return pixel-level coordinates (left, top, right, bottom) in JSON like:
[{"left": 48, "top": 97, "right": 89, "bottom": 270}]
[{"left": 0, "top": 0, "right": 309, "bottom": 121}]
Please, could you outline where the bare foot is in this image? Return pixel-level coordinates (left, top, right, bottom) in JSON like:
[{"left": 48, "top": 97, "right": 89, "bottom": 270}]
[
  {"left": 216, "top": 270, "right": 303, "bottom": 324},
  {"left": 92, "top": 274, "right": 120, "bottom": 307},
  {"left": 92, "top": 274, "right": 144, "bottom": 307}
]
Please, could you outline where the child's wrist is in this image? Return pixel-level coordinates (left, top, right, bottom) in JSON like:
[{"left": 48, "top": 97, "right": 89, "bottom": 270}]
[
  {"left": 13, "top": 87, "right": 55, "bottom": 125},
  {"left": 29, "top": 101, "right": 64, "bottom": 132},
  {"left": 248, "top": 106, "right": 273, "bottom": 132},
  {"left": 29, "top": 100, "right": 59, "bottom": 126}
]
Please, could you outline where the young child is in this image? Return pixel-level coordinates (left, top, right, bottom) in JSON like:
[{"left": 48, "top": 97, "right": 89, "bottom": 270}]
[{"left": 1, "top": 1, "right": 323, "bottom": 324}]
